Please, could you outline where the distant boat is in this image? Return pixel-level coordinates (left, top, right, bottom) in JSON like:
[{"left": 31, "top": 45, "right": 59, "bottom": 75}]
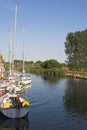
[
  {"left": 20, "top": 25, "right": 32, "bottom": 85},
  {"left": 0, "top": 80, "right": 12, "bottom": 96},
  {"left": 20, "top": 74, "right": 32, "bottom": 85},
  {"left": 0, "top": 83, "right": 7, "bottom": 91},
  {"left": 70, "top": 73, "right": 80, "bottom": 79},
  {"left": 0, "top": 82, "right": 7, "bottom": 96},
  {"left": 0, "top": 93, "right": 30, "bottom": 118}
]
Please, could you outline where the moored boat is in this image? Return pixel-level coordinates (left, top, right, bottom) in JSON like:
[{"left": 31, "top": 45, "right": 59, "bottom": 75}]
[
  {"left": 0, "top": 81, "right": 9, "bottom": 96},
  {"left": 0, "top": 93, "right": 30, "bottom": 118},
  {"left": 6, "top": 78, "right": 32, "bottom": 95},
  {"left": 20, "top": 74, "right": 32, "bottom": 85},
  {"left": 20, "top": 25, "right": 32, "bottom": 86},
  {"left": 0, "top": 84, "right": 7, "bottom": 91}
]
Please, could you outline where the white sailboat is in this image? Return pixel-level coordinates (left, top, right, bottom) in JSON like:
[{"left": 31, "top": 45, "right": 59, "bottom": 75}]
[
  {"left": 0, "top": 92, "right": 30, "bottom": 118},
  {"left": 0, "top": 4, "right": 30, "bottom": 118},
  {"left": 0, "top": 31, "right": 16, "bottom": 95},
  {"left": 3, "top": 4, "right": 19, "bottom": 83},
  {"left": 5, "top": 30, "right": 17, "bottom": 83},
  {"left": 20, "top": 26, "right": 32, "bottom": 85}
]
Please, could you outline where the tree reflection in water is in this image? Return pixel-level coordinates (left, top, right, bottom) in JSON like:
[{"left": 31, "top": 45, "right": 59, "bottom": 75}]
[
  {"left": 63, "top": 78, "right": 87, "bottom": 117},
  {"left": 42, "top": 75, "right": 61, "bottom": 86}
]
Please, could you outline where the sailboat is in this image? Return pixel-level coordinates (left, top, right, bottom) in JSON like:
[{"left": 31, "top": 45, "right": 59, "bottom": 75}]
[
  {"left": 6, "top": 28, "right": 31, "bottom": 94},
  {"left": 20, "top": 26, "right": 32, "bottom": 85},
  {"left": 3, "top": 4, "right": 19, "bottom": 83},
  {"left": 5, "top": 30, "right": 18, "bottom": 83},
  {"left": 0, "top": 92, "right": 30, "bottom": 118},
  {"left": 0, "top": 31, "right": 16, "bottom": 95},
  {"left": 0, "top": 5, "right": 31, "bottom": 118}
]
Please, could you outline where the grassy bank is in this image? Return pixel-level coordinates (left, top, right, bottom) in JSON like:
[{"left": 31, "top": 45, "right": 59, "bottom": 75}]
[{"left": 27, "top": 66, "right": 66, "bottom": 78}]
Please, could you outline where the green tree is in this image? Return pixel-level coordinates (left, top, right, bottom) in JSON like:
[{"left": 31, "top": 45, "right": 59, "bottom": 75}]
[
  {"left": 65, "top": 29, "right": 87, "bottom": 70},
  {"left": 41, "top": 59, "right": 61, "bottom": 69}
]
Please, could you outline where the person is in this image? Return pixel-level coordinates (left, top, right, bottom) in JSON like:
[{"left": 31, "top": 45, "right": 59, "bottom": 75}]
[
  {"left": 11, "top": 97, "right": 21, "bottom": 108},
  {"left": 15, "top": 97, "right": 22, "bottom": 108}
]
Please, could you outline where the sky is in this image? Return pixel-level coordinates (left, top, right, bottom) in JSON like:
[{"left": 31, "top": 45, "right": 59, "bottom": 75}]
[{"left": 0, "top": 0, "right": 87, "bottom": 63}]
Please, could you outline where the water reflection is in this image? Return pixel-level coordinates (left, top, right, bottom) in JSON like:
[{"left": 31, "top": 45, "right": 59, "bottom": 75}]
[
  {"left": 63, "top": 78, "right": 87, "bottom": 117},
  {"left": 41, "top": 75, "right": 61, "bottom": 86},
  {"left": 0, "top": 113, "right": 30, "bottom": 130}
]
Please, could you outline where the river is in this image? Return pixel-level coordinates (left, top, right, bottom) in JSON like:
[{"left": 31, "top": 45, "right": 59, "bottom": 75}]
[{"left": 0, "top": 74, "right": 87, "bottom": 130}]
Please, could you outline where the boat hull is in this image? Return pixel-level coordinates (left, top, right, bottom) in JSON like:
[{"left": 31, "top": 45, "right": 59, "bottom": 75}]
[
  {"left": 1, "top": 107, "right": 29, "bottom": 118},
  {"left": 21, "top": 79, "right": 32, "bottom": 85}
]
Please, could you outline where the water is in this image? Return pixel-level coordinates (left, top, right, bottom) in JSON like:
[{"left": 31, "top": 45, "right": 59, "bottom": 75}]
[{"left": 1, "top": 74, "right": 87, "bottom": 130}]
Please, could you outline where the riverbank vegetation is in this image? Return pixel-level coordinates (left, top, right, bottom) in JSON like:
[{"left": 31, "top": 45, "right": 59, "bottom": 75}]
[{"left": 4, "top": 59, "right": 67, "bottom": 78}]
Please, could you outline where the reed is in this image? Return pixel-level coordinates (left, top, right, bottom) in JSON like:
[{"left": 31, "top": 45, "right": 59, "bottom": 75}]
[{"left": 28, "top": 68, "right": 65, "bottom": 77}]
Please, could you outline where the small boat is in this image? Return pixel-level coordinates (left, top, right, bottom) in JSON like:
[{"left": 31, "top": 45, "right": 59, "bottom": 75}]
[
  {"left": 13, "top": 83, "right": 32, "bottom": 94},
  {"left": 20, "top": 74, "right": 32, "bottom": 85},
  {"left": 20, "top": 26, "right": 32, "bottom": 86},
  {"left": 0, "top": 81, "right": 9, "bottom": 96},
  {"left": 0, "top": 93, "right": 30, "bottom": 118},
  {"left": 0, "top": 83, "right": 7, "bottom": 91},
  {"left": 70, "top": 73, "right": 80, "bottom": 79},
  {"left": 6, "top": 79, "right": 32, "bottom": 95}
]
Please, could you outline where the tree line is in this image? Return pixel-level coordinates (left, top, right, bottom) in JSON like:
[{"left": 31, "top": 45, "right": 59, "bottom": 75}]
[{"left": 3, "top": 59, "right": 66, "bottom": 77}]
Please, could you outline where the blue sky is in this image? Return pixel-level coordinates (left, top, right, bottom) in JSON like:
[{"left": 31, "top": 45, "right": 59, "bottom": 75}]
[{"left": 0, "top": 0, "right": 87, "bottom": 63}]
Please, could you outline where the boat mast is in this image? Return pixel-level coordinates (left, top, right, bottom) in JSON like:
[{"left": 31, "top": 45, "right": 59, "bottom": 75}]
[
  {"left": 9, "top": 30, "right": 11, "bottom": 76},
  {"left": 22, "top": 25, "right": 25, "bottom": 75},
  {"left": 12, "top": 4, "right": 18, "bottom": 72}
]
